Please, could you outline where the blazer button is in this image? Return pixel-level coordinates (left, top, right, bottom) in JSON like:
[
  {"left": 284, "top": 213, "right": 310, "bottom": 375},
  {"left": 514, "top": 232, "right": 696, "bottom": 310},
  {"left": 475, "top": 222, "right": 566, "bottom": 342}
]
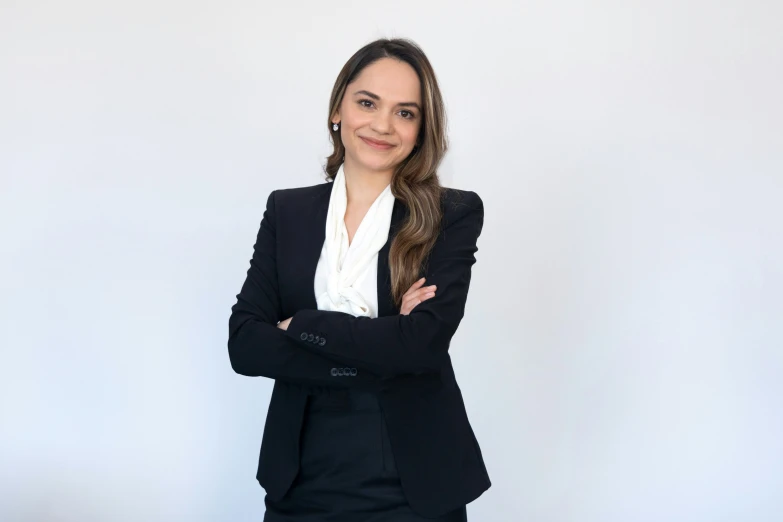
[
  {"left": 307, "top": 333, "right": 314, "bottom": 342},
  {"left": 330, "top": 368, "right": 338, "bottom": 377},
  {"left": 314, "top": 335, "right": 320, "bottom": 343},
  {"left": 300, "top": 332, "right": 308, "bottom": 341},
  {"left": 319, "top": 338, "right": 327, "bottom": 346},
  {"left": 350, "top": 368, "right": 357, "bottom": 376}
]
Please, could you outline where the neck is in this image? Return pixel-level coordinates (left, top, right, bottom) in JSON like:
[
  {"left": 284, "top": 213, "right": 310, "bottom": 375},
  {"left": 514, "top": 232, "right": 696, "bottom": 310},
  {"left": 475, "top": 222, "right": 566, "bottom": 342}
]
[{"left": 342, "top": 157, "right": 393, "bottom": 206}]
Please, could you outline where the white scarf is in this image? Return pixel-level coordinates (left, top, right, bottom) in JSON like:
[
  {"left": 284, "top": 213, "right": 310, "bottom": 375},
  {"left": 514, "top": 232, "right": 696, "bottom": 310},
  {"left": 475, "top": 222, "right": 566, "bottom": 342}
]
[{"left": 316, "top": 163, "right": 396, "bottom": 317}]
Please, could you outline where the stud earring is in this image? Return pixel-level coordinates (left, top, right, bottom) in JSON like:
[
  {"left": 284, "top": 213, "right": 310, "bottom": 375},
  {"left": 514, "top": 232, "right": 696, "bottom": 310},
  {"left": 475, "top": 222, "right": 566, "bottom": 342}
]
[{"left": 332, "top": 122, "right": 339, "bottom": 131}]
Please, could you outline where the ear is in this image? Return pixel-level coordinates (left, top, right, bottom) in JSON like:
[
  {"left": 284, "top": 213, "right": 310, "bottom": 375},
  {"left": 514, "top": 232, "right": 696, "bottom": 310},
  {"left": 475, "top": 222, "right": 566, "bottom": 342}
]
[{"left": 331, "top": 110, "right": 340, "bottom": 123}]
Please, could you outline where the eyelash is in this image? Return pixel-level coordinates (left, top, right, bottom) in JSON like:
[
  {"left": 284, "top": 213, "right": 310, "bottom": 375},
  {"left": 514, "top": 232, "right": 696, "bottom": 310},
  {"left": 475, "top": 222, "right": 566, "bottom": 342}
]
[{"left": 358, "top": 99, "right": 416, "bottom": 120}]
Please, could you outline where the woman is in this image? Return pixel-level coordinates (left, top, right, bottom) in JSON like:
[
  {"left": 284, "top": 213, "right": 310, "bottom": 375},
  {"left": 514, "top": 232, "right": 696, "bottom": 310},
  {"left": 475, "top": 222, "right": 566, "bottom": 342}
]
[{"left": 228, "top": 38, "right": 490, "bottom": 521}]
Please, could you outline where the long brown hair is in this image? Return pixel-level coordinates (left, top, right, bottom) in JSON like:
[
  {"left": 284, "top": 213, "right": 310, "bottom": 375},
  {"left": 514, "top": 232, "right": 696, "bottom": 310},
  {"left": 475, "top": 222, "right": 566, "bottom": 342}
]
[{"left": 324, "top": 38, "right": 448, "bottom": 309}]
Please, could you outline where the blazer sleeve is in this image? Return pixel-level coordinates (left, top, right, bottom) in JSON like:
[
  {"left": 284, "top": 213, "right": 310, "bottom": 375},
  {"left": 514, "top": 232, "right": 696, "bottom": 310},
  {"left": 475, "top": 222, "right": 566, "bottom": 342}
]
[
  {"left": 227, "top": 190, "right": 382, "bottom": 391},
  {"left": 283, "top": 191, "right": 485, "bottom": 379}
]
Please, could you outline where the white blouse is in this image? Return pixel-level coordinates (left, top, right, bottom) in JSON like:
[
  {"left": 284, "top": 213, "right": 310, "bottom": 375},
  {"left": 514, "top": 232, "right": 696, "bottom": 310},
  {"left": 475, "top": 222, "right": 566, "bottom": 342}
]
[
  {"left": 313, "top": 165, "right": 395, "bottom": 319},
  {"left": 314, "top": 217, "right": 382, "bottom": 318}
]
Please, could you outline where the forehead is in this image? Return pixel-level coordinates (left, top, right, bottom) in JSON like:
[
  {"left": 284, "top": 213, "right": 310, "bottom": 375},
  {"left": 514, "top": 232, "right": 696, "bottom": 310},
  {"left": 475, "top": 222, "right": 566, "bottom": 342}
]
[{"left": 349, "top": 58, "right": 421, "bottom": 103}]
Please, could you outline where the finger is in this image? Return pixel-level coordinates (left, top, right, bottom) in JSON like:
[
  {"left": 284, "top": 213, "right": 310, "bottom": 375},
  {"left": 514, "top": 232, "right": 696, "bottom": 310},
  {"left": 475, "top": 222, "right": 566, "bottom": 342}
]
[
  {"left": 415, "top": 287, "right": 436, "bottom": 299},
  {"left": 401, "top": 294, "right": 417, "bottom": 309},
  {"left": 406, "top": 295, "right": 430, "bottom": 313},
  {"left": 401, "top": 293, "right": 421, "bottom": 312},
  {"left": 404, "top": 289, "right": 434, "bottom": 309},
  {"left": 402, "top": 284, "right": 436, "bottom": 315},
  {"left": 404, "top": 277, "right": 427, "bottom": 295},
  {"left": 406, "top": 284, "right": 436, "bottom": 300}
]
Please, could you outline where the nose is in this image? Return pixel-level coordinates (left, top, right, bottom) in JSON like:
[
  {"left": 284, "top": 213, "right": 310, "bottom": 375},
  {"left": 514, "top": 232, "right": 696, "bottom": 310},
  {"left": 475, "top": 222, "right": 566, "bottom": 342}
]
[{"left": 370, "top": 111, "right": 392, "bottom": 134}]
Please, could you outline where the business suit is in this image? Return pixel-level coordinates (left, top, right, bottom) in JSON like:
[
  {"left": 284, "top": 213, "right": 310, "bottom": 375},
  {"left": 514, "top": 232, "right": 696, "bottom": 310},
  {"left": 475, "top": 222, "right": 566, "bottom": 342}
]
[{"left": 228, "top": 179, "right": 491, "bottom": 518}]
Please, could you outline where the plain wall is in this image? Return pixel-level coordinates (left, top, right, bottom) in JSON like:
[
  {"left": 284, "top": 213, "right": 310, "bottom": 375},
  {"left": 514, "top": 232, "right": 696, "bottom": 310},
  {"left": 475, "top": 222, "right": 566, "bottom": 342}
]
[{"left": 1, "top": 1, "right": 781, "bottom": 521}]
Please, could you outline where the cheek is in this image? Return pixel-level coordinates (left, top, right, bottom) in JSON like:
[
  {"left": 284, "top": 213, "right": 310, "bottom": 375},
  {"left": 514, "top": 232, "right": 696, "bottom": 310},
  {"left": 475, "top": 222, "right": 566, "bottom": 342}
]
[
  {"left": 342, "top": 107, "right": 369, "bottom": 128},
  {"left": 401, "top": 127, "right": 419, "bottom": 147}
]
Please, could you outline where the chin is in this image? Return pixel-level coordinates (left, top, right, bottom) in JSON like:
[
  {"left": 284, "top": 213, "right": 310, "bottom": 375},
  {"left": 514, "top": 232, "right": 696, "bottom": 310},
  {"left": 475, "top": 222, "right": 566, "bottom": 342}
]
[
  {"left": 370, "top": 159, "right": 400, "bottom": 172},
  {"left": 354, "top": 152, "right": 394, "bottom": 169}
]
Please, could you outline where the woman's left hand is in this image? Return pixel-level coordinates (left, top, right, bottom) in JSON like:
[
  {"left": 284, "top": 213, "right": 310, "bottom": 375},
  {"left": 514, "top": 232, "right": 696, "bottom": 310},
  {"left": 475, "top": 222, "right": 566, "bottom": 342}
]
[{"left": 277, "top": 317, "right": 292, "bottom": 330}]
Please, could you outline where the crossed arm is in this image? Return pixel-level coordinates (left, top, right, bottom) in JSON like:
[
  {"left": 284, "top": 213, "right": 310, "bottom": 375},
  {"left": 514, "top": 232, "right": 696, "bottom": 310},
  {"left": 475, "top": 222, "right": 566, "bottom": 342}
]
[{"left": 227, "top": 189, "right": 484, "bottom": 385}]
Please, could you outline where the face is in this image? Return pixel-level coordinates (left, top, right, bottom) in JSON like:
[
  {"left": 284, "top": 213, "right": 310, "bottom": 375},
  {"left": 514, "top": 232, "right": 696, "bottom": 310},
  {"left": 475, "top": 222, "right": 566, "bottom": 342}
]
[{"left": 332, "top": 57, "right": 423, "bottom": 176}]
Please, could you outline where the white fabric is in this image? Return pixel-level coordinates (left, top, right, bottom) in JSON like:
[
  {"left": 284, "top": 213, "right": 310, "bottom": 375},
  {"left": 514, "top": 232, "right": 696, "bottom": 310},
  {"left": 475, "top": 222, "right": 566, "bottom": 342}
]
[{"left": 314, "top": 163, "right": 395, "bottom": 318}]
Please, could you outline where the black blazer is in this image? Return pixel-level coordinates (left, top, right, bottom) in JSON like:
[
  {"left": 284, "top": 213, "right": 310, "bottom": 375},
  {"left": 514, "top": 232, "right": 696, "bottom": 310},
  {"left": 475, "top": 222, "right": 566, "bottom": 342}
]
[{"left": 228, "top": 180, "right": 491, "bottom": 517}]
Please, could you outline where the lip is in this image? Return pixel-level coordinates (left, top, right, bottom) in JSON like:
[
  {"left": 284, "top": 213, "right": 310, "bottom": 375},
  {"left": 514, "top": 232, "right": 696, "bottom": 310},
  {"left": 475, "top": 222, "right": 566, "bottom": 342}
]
[{"left": 360, "top": 136, "right": 395, "bottom": 150}]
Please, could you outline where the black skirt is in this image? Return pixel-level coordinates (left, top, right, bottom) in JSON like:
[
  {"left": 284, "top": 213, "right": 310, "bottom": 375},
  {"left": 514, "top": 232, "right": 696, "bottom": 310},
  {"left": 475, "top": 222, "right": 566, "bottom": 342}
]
[{"left": 263, "top": 386, "right": 468, "bottom": 522}]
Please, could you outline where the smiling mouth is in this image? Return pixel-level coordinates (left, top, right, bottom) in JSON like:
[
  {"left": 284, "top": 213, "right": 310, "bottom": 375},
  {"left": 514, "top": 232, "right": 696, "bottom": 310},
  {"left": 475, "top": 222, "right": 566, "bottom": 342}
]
[{"left": 360, "top": 137, "right": 394, "bottom": 149}]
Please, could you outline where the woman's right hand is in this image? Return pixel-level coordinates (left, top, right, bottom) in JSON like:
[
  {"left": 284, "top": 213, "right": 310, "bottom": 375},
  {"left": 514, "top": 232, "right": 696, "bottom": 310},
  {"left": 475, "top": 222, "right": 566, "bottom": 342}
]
[{"left": 400, "top": 277, "right": 437, "bottom": 315}]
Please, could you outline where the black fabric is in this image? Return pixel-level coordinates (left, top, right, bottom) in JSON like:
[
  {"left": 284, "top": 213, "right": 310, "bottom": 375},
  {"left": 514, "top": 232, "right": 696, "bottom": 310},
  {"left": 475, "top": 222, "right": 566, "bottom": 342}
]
[
  {"left": 263, "top": 388, "right": 468, "bottom": 522},
  {"left": 228, "top": 182, "right": 491, "bottom": 518}
]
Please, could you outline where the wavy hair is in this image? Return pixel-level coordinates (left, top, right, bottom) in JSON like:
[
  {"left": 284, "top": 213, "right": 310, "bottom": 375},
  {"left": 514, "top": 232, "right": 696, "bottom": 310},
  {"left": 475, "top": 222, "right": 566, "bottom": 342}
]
[{"left": 324, "top": 38, "right": 448, "bottom": 309}]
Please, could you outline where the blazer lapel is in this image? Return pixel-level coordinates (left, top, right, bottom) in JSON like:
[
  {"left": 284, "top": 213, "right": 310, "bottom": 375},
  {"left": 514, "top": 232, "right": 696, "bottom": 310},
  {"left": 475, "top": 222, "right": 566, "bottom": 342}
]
[
  {"left": 299, "top": 181, "right": 407, "bottom": 318},
  {"left": 294, "top": 182, "right": 331, "bottom": 312}
]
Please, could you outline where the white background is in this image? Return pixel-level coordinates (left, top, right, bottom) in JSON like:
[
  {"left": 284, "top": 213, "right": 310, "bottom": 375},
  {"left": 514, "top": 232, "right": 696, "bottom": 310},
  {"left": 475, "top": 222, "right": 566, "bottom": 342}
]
[{"left": 1, "top": 1, "right": 781, "bottom": 521}]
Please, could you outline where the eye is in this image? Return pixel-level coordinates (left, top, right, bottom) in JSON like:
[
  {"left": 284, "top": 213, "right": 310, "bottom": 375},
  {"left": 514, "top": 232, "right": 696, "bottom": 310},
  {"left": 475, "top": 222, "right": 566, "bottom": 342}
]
[{"left": 358, "top": 99, "right": 416, "bottom": 120}]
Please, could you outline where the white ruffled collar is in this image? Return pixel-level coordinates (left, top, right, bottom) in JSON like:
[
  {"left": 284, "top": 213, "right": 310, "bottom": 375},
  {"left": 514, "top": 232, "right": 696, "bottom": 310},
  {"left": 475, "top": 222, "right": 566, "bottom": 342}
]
[{"left": 316, "top": 163, "right": 395, "bottom": 316}]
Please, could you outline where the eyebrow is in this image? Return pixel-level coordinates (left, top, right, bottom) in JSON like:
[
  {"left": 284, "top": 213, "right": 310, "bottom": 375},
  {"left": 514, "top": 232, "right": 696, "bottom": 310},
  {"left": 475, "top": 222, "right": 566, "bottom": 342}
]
[{"left": 352, "top": 89, "right": 422, "bottom": 112}]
